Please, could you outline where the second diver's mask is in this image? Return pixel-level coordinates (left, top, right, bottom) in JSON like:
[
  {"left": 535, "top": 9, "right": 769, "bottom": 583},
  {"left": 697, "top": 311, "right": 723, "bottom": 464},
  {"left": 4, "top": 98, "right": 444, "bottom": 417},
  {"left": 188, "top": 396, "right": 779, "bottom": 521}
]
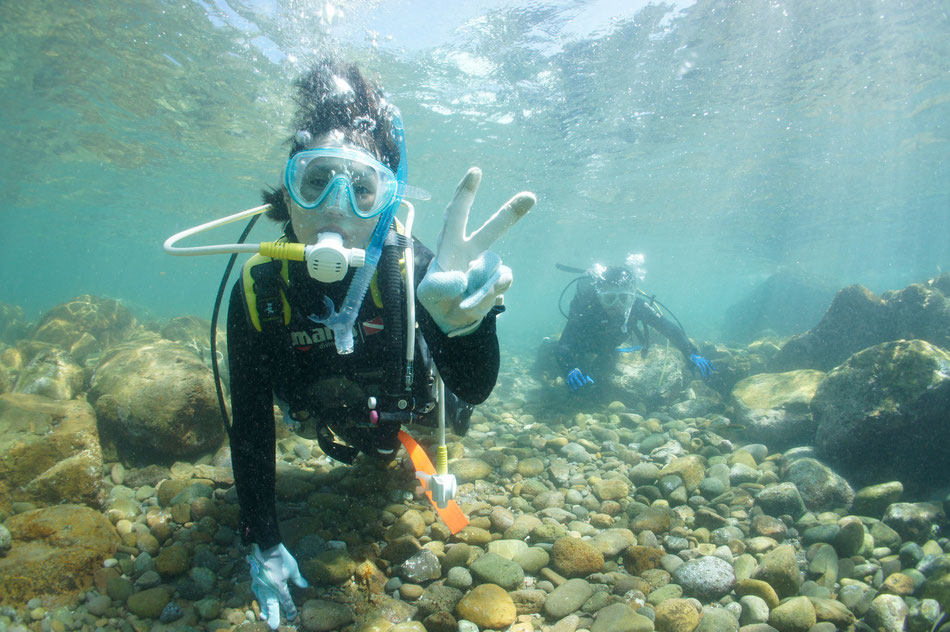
[{"left": 590, "top": 264, "right": 638, "bottom": 319}]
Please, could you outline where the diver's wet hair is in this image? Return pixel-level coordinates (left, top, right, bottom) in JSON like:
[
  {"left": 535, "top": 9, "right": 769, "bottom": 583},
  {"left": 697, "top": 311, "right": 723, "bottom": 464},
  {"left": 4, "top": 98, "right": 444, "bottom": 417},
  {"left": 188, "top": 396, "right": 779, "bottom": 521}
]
[{"left": 265, "top": 59, "right": 400, "bottom": 223}]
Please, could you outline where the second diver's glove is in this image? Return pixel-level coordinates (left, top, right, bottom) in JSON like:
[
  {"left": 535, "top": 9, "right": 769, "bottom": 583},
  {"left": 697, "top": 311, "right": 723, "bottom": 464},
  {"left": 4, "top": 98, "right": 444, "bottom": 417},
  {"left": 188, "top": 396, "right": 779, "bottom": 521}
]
[
  {"left": 566, "top": 368, "right": 595, "bottom": 391},
  {"left": 417, "top": 168, "right": 535, "bottom": 337},
  {"left": 247, "top": 542, "right": 309, "bottom": 630},
  {"left": 689, "top": 353, "right": 715, "bottom": 379}
]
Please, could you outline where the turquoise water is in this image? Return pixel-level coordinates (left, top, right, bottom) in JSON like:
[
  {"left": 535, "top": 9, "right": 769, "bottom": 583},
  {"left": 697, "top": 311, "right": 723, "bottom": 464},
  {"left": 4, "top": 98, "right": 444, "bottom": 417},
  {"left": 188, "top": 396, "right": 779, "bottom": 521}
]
[{"left": 1, "top": 0, "right": 948, "bottom": 353}]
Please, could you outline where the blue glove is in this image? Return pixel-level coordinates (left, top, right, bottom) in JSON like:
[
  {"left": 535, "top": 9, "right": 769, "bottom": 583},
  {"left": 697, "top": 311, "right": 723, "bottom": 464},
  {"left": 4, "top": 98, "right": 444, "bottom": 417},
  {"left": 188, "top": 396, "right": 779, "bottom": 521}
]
[
  {"left": 247, "top": 543, "right": 309, "bottom": 629},
  {"left": 689, "top": 353, "right": 715, "bottom": 379},
  {"left": 566, "top": 368, "right": 594, "bottom": 391}
]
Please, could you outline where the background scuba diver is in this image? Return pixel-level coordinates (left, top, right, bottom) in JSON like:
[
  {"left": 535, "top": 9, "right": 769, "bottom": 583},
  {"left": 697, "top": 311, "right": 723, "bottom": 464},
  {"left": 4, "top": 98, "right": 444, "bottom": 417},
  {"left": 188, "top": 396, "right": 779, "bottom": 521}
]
[
  {"left": 226, "top": 60, "right": 535, "bottom": 629},
  {"left": 553, "top": 254, "right": 714, "bottom": 392}
]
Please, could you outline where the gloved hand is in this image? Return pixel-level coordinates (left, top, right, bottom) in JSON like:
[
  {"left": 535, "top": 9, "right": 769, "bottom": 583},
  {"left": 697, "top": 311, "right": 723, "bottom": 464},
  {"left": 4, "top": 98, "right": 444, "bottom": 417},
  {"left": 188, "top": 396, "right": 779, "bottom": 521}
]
[
  {"left": 247, "top": 542, "right": 309, "bottom": 629},
  {"left": 418, "top": 168, "right": 535, "bottom": 337},
  {"left": 566, "top": 368, "right": 594, "bottom": 391},
  {"left": 689, "top": 353, "right": 715, "bottom": 379}
]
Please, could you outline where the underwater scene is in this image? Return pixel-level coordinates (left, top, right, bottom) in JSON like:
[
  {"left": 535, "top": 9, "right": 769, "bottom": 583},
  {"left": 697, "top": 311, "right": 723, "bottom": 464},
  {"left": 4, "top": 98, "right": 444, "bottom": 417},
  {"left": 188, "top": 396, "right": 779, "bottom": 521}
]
[{"left": 1, "top": 0, "right": 950, "bottom": 631}]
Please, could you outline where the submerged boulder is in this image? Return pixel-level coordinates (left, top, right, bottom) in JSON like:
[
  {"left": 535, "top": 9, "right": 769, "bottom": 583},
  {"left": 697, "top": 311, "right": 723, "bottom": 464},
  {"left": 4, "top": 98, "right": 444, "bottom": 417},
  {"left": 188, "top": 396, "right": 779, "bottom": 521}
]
[
  {"left": 0, "top": 302, "right": 30, "bottom": 344},
  {"left": 0, "top": 393, "right": 105, "bottom": 510},
  {"left": 611, "top": 345, "right": 688, "bottom": 406},
  {"left": 812, "top": 339, "right": 950, "bottom": 491},
  {"left": 12, "top": 347, "right": 84, "bottom": 400},
  {"left": 31, "top": 294, "right": 136, "bottom": 362},
  {"left": 771, "top": 285, "right": 893, "bottom": 372},
  {"left": 772, "top": 273, "right": 950, "bottom": 372},
  {"left": 160, "top": 315, "right": 228, "bottom": 391},
  {"left": 730, "top": 369, "right": 825, "bottom": 450},
  {"left": 722, "top": 268, "right": 838, "bottom": 344},
  {"left": 89, "top": 339, "right": 225, "bottom": 463},
  {"left": 0, "top": 505, "right": 119, "bottom": 605}
]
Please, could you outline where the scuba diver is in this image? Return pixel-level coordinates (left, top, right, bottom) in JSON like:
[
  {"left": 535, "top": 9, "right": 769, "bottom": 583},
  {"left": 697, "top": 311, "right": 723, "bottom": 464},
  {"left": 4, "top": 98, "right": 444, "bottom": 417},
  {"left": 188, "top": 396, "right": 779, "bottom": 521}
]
[
  {"left": 553, "top": 254, "right": 714, "bottom": 391},
  {"left": 164, "top": 60, "right": 534, "bottom": 629}
]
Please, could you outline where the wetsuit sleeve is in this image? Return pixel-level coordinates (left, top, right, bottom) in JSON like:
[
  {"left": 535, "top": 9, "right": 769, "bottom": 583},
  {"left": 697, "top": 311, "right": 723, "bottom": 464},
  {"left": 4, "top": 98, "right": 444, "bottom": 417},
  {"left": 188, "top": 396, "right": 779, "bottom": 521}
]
[
  {"left": 633, "top": 298, "right": 698, "bottom": 360},
  {"left": 414, "top": 240, "right": 499, "bottom": 405},
  {"left": 226, "top": 280, "right": 281, "bottom": 549}
]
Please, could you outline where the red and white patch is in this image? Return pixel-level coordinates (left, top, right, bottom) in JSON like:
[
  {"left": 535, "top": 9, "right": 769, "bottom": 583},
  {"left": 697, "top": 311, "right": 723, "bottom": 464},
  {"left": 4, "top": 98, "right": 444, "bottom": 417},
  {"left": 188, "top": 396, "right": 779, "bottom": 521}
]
[{"left": 362, "top": 316, "right": 385, "bottom": 336}]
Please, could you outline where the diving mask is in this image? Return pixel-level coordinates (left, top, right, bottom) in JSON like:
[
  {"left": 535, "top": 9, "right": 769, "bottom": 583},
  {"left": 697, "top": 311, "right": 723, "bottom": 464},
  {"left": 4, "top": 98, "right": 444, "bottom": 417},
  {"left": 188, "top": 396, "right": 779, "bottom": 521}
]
[
  {"left": 597, "top": 289, "right": 636, "bottom": 310},
  {"left": 284, "top": 147, "right": 399, "bottom": 218},
  {"left": 590, "top": 264, "right": 637, "bottom": 312}
]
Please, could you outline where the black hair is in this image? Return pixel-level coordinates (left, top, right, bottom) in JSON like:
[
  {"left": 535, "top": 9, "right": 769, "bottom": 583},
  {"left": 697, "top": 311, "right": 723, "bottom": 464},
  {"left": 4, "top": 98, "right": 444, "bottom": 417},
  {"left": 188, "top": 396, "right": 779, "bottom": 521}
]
[
  {"left": 262, "top": 59, "right": 400, "bottom": 223},
  {"left": 593, "top": 266, "right": 635, "bottom": 293}
]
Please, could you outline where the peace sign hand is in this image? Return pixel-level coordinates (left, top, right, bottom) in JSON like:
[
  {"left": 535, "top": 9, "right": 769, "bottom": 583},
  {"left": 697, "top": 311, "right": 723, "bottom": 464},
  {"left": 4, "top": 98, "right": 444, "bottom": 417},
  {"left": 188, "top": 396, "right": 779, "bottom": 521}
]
[{"left": 417, "top": 168, "right": 535, "bottom": 337}]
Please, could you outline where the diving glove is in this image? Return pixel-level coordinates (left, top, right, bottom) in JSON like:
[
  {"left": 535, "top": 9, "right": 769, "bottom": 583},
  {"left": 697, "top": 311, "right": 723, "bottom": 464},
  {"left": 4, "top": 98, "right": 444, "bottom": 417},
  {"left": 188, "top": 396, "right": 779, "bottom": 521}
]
[
  {"left": 689, "top": 353, "right": 715, "bottom": 379},
  {"left": 417, "top": 168, "right": 534, "bottom": 337},
  {"left": 566, "top": 368, "right": 594, "bottom": 391},
  {"left": 247, "top": 542, "right": 309, "bottom": 629}
]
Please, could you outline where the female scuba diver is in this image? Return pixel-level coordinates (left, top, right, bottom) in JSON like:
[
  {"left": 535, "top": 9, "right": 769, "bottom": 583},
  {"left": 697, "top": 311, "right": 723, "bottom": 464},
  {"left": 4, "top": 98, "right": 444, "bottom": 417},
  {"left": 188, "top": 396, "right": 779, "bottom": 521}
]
[{"left": 165, "top": 59, "right": 534, "bottom": 629}]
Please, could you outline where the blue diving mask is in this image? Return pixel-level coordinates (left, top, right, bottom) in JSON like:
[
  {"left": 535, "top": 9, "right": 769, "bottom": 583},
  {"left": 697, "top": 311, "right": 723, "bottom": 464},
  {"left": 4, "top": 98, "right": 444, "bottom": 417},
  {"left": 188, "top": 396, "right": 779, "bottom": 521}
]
[{"left": 284, "top": 147, "right": 400, "bottom": 218}]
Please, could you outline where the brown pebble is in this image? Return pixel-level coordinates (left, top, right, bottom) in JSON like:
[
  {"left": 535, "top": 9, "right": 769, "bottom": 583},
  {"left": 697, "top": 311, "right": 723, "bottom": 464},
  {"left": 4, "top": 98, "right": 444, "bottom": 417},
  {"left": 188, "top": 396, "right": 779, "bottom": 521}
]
[
  {"left": 881, "top": 572, "right": 915, "bottom": 596},
  {"left": 399, "top": 583, "right": 424, "bottom": 600}
]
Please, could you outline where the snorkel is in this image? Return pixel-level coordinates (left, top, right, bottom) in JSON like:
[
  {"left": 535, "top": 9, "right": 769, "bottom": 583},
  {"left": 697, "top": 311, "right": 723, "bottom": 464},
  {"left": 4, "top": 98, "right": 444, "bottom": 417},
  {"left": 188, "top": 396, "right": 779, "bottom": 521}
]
[{"left": 311, "top": 106, "right": 408, "bottom": 354}]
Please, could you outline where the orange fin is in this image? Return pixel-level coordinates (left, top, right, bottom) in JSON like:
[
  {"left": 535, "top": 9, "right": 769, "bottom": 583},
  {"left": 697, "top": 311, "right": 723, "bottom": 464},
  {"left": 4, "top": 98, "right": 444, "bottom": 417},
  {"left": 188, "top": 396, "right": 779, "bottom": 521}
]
[{"left": 398, "top": 430, "right": 469, "bottom": 534}]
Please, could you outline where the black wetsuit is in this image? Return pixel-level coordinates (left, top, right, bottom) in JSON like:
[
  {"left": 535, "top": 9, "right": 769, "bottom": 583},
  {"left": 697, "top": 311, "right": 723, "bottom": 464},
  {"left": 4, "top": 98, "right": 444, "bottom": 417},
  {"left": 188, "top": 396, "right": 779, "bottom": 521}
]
[
  {"left": 556, "top": 277, "right": 696, "bottom": 379},
  {"left": 227, "top": 237, "right": 499, "bottom": 548}
]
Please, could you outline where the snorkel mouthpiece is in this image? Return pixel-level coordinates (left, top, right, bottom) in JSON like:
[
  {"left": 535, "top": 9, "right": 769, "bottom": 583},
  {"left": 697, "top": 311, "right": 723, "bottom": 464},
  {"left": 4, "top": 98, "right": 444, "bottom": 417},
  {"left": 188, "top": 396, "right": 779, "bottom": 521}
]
[{"left": 310, "top": 106, "right": 409, "bottom": 355}]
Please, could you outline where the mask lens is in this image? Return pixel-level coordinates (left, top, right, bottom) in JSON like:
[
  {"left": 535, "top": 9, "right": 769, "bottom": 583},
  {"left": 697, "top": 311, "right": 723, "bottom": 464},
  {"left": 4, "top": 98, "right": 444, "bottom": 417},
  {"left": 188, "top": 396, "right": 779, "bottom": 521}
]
[
  {"left": 348, "top": 167, "right": 379, "bottom": 215},
  {"left": 298, "top": 161, "right": 335, "bottom": 206}
]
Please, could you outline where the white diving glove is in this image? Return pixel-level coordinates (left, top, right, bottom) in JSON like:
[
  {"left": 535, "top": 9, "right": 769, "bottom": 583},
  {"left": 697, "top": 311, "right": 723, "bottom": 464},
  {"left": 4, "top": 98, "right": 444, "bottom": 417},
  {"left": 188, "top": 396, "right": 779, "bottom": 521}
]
[
  {"left": 247, "top": 542, "right": 309, "bottom": 629},
  {"left": 417, "top": 168, "right": 535, "bottom": 337}
]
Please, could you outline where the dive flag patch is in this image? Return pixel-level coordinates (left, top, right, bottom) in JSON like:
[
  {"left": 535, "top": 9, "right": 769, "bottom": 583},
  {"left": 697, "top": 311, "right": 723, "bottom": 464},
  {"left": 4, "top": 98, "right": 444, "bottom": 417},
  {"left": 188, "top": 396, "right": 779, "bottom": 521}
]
[{"left": 362, "top": 316, "right": 384, "bottom": 336}]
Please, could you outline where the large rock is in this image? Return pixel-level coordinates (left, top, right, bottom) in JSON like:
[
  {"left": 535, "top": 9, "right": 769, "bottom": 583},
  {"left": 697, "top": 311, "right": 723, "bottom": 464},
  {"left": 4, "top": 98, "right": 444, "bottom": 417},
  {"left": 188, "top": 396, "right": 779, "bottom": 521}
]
[
  {"left": 722, "top": 269, "right": 838, "bottom": 343},
  {"left": 0, "top": 302, "right": 30, "bottom": 344},
  {"left": 31, "top": 295, "right": 136, "bottom": 362},
  {"left": 161, "top": 315, "right": 228, "bottom": 391},
  {"left": 0, "top": 394, "right": 105, "bottom": 510},
  {"left": 812, "top": 339, "right": 950, "bottom": 491},
  {"left": 884, "top": 274, "right": 950, "bottom": 352},
  {"left": 89, "top": 339, "right": 225, "bottom": 463},
  {"left": 12, "top": 347, "right": 85, "bottom": 400},
  {"left": 0, "top": 505, "right": 119, "bottom": 604},
  {"left": 771, "top": 274, "right": 950, "bottom": 372},
  {"left": 611, "top": 345, "right": 689, "bottom": 406},
  {"left": 771, "top": 285, "right": 892, "bottom": 372},
  {"left": 730, "top": 370, "right": 825, "bottom": 450}
]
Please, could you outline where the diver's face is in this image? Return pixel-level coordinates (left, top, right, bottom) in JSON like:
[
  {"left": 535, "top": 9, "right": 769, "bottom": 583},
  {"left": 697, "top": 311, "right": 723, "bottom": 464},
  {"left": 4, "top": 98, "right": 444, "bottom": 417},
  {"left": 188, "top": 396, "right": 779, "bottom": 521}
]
[
  {"left": 285, "top": 133, "right": 379, "bottom": 248},
  {"left": 597, "top": 290, "right": 635, "bottom": 315}
]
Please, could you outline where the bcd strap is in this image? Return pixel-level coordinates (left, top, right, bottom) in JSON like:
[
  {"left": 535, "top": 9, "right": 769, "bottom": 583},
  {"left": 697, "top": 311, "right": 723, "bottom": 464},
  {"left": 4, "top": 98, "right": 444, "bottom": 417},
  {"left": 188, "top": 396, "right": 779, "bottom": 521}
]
[{"left": 243, "top": 256, "right": 291, "bottom": 333}]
